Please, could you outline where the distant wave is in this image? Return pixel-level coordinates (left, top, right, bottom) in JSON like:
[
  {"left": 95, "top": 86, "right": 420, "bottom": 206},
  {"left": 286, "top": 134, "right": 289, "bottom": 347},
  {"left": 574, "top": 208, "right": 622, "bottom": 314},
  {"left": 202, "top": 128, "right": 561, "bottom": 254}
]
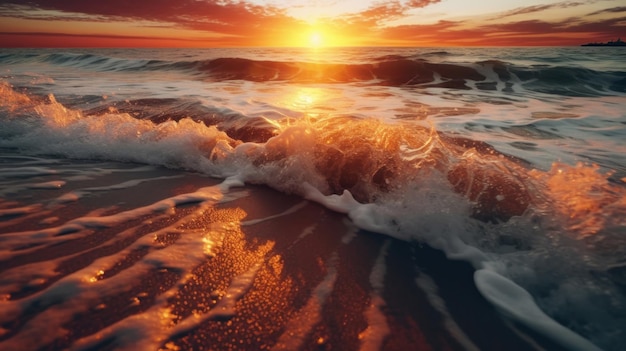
[
  {"left": 2, "top": 51, "right": 624, "bottom": 96},
  {"left": 196, "top": 57, "right": 626, "bottom": 95}
]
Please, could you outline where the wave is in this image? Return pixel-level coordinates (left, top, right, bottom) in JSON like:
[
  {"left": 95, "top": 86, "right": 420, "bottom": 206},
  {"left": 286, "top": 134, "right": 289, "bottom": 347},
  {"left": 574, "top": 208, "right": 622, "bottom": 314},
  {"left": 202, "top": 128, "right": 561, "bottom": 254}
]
[
  {"left": 2, "top": 51, "right": 625, "bottom": 96},
  {"left": 1, "top": 82, "right": 623, "bottom": 231},
  {"left": 1, "top": 82, "right": 626, "bottom": 350}
]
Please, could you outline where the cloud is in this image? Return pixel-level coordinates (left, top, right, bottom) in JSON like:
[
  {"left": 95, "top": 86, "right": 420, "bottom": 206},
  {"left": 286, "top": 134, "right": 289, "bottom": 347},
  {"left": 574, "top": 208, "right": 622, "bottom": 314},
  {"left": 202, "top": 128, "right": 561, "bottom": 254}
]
[
  {"left": 587, "top": 6, "right": 626, "bottom": 16},
  {"left": 0, "top": 30, "right": 196, "bottom": 41},
  {"left": 379, "top": 15, "right": 626, "bottom": 46},
  {"left": 0, "top": 0, "right": 301, "bottom": 38},
  {"left": 323, "top": 0, "right": 441, "bottom": 32},
  {"left": 0, "top": 0, "right": 279, "bottom": 20},
  {"left": 337, "top": 2, "right": 405, "bottom": 27},
  {"left": 495, "top": 1, "right": 585, "bottom": 20},
  {"left": 406, "top": 0, "right": 441, "bottom": 8}
]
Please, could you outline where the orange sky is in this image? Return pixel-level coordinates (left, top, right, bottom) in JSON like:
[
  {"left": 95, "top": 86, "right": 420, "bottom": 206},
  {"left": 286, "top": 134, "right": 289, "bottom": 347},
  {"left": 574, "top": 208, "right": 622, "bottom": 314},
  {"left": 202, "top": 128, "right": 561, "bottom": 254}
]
[{"left": 0, "top": 0, "right": 624, "bottom": 47}]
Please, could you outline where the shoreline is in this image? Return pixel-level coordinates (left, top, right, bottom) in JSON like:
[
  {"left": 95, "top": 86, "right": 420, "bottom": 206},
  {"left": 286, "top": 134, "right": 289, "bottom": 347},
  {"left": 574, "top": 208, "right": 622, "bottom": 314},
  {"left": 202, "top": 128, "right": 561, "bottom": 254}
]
[{"left": 0, "top": 153, "right": 569, "bottom": 350}]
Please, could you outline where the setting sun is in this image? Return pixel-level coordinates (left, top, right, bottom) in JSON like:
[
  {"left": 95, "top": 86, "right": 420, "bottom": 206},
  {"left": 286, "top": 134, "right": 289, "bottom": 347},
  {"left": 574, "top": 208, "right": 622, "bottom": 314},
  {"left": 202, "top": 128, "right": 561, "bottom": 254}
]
[
  {"left": 280, "top": 26, "right": 337, "bottom": 48},
  {"left": 309, "top": 32, "right": 323, "bottom": 48}
]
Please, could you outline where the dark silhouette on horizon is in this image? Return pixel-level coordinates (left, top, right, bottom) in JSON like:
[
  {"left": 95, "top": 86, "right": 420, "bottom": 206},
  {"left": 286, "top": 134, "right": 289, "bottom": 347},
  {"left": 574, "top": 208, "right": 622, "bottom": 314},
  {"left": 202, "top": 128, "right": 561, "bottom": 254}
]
[{"left": 581, "top": 38, "right": 625, "bottom": 46}]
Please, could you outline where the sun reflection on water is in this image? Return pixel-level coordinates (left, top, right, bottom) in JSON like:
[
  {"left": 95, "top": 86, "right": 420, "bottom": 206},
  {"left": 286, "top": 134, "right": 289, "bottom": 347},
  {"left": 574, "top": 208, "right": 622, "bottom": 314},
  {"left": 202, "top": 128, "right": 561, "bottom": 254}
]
[{"left": 285, "top": 86, "right": 327, "bottom": 112}]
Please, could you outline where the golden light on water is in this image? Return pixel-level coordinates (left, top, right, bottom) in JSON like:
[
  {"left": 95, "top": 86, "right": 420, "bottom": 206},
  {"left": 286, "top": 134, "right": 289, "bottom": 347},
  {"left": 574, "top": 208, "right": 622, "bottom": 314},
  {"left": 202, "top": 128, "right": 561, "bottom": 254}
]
[
  {"left": 275, "top": 86, "right": 336, "bottom": 117},
  {"left": 531, "top": 162, "right": 626, "bottom": 238},
  {"left": 293, "top": 88, "right": 320, "bottom": 110}
]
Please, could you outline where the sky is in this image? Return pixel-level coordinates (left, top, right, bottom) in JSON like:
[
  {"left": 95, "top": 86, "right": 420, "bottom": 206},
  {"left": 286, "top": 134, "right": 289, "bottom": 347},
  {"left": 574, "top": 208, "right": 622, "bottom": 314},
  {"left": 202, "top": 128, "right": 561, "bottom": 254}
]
[{"left": 0, "top": 0, "right": 624, "bottom": 47}]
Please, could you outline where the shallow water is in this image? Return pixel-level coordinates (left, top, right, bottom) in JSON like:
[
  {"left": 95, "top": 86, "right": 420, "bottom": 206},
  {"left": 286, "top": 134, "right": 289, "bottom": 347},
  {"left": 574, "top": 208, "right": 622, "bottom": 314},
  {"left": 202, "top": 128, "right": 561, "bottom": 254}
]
[{"left": 1, "top": 47, "right": 625, "bottom": 350}]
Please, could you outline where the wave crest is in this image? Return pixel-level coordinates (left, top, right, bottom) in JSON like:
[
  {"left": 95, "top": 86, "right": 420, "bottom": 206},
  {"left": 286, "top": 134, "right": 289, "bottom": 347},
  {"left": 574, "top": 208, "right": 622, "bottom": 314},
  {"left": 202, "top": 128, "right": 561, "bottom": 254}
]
[{"left": 2, "top": 82, "right": 624, "bottom": 232}]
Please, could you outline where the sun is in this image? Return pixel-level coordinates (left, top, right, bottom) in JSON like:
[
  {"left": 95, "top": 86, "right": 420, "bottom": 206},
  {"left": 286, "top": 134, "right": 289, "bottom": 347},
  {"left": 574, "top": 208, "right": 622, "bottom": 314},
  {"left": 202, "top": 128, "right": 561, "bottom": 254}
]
[
  {"left": 308, "top": 31, "right": 323, "bottom": 48},
  {"left": 285, "top": 25, "right": 346, "bottom": 48}
]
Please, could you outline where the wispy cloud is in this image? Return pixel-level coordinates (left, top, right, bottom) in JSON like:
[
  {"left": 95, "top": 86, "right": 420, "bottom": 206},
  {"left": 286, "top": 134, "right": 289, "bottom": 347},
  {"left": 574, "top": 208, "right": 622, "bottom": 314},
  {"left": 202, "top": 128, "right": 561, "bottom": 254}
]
[
  {"left": 0, "top": 0, "right": 298, "bottom": 34},
  {"left": 0, "top": 30, "right": 205, "bottom": 42},
  {"left": 380, "top": 15, "right": 626, "bottom": 46},
  {"left": 587, "top": 6, "right": 626, "bottom": 16},
  {"left": 498, "top": 1, "right": 586, "bottom": 19}
]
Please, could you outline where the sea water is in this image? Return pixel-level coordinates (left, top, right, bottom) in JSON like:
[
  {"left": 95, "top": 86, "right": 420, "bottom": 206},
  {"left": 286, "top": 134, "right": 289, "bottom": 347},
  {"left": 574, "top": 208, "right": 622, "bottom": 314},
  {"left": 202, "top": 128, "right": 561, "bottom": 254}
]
[{"left": 0, "top": 47, "right": 625, "bottom": 350}]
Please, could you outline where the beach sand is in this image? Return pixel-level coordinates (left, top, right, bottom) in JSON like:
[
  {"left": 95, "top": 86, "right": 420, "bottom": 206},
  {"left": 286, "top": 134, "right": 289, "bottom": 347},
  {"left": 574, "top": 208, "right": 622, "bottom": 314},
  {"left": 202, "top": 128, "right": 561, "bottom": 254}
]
[{"left": 0, "top": 154, "right": 564, "bottom": 350}]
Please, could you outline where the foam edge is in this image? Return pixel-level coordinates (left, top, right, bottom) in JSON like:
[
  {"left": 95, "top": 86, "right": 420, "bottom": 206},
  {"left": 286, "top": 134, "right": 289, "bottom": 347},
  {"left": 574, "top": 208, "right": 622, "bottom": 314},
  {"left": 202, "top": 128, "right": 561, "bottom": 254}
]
[{"left": 474, "top": 269, "right": 602, "bottom": 351}]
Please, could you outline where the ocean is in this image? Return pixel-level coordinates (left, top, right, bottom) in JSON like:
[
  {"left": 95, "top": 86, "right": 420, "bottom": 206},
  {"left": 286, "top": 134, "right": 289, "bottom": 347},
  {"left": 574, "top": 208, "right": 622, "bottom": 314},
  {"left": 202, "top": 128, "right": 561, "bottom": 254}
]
[{"left": 0, "top": 47, "right": 625, "bottom": 350}]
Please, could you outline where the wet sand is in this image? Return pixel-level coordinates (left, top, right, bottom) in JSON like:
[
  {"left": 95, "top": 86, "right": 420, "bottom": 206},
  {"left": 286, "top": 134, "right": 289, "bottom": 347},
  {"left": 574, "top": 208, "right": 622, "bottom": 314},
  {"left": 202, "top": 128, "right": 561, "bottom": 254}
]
[{"left": 0, "top": 154, "right": 564, "bottom": 350}]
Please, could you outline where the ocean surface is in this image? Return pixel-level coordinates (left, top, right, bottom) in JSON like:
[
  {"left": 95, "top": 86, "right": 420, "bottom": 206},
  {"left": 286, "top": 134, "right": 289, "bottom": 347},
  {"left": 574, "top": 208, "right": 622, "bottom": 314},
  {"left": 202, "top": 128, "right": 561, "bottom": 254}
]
[{"left": 1, "top": 47, "right": 625, "bottom": 350}]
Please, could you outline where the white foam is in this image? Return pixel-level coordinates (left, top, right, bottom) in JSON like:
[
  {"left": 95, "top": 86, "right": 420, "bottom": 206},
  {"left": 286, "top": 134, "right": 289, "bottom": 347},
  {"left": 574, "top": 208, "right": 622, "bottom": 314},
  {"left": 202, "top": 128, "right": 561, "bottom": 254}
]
[
  {"left": 0, "top": 261, "right": 58, "bottom": 297},
  {"left": 340, "top": 219, "right": 359, "bottom": 244},
  {"left": 303, "top": 183, "right": 361, "bottom": 214},
  {"left": 69, "top": 185, "right": 224, "bottom": 228},
  {"left": 474, "top": 269, "right": 602, "bottom": 351},
  {"left": 415, "top": 273, "right": 480, "bottom": 351},
  {"left": 0, "top": 184, "right": 227, "bottom": 261},
  {"left": 29, "top": 180, "right": 66, "bottom": 189},
  {"left": 0, "top": 88, "right": 238, "bottom": 179},
  {"left": 241, "top": 201, "right": 308, "bottom": 226},
  {"left": 302, "top": 183, "right": 396, "bottom": 235},
  {"left": 0, "top": 204, "right": 42, "bottom": 218},
  {"left": 0, "top": 166, "right": 58, "bottom": 178},
  {"left": 54, "top": 191, "right": 81, "bottom": 203},
  {"left": 81, "top": 176, "right": 182, "bottom": 192}
]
